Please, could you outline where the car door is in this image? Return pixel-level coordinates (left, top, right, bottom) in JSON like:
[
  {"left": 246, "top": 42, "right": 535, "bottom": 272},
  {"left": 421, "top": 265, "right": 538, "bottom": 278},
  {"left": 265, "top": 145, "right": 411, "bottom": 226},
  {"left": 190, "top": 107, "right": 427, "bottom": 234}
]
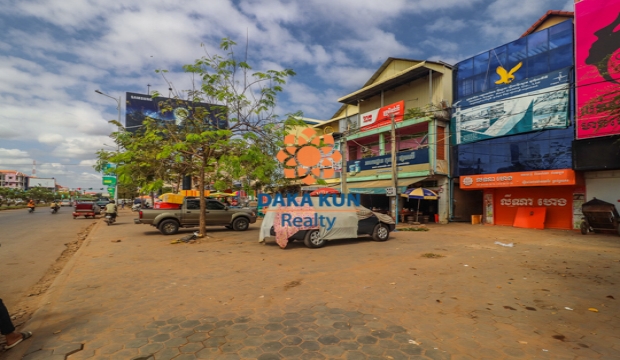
[
  {"left": 183, "top": 199, "right": 201, "bottom": 225},
  {"left": 206, "top": 200, "right": 228, "bottom": 225}
]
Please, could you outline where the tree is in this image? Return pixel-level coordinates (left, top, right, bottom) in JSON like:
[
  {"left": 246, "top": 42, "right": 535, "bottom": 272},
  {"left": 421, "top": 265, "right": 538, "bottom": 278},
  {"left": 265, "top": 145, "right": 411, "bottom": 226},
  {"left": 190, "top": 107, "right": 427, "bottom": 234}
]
[{"left": 97, "top": 38, "right": 304, "bottom": 237}]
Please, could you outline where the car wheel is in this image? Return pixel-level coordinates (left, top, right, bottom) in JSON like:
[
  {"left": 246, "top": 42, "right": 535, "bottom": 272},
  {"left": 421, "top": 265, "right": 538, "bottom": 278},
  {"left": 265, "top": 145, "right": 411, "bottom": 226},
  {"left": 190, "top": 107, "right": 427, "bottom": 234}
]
[
  {"left": 372, "top": 223, "right": 390, "bottom": 241},
  {"left": 580, "top": 221, "right": 589, "bottom": 235},
  {"left": 159, "top": 219, "right": 180, "bottom": 235},
  {"left": 304, "top": 230, "right": 325, "bottom": 248},
  {"left": 232, "top": 217, "right": 249, "bottom": 231}
]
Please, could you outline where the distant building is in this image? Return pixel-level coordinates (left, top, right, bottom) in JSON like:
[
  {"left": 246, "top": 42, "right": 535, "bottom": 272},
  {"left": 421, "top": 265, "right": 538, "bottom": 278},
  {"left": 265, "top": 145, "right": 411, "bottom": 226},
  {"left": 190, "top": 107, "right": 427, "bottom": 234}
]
[{"left": 0, "top": 170, "right": 29, "bottom": 190}]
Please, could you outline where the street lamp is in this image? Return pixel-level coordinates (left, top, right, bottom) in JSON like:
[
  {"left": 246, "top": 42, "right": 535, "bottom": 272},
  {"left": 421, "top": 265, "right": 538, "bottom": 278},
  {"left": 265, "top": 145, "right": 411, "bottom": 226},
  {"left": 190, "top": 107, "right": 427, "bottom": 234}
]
[{"left": 95, "top": 89, "right": 121, "bottom": 204}]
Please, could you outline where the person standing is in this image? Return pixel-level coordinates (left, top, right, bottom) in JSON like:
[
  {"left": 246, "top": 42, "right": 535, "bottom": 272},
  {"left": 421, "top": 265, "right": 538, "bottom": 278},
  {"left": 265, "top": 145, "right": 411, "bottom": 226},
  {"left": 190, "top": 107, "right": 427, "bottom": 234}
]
[
  {"left": 121, "top": 200, "right": 125, "bottom": 210},
  {"left": 1, "top": 298, "right": 32, "bottom": 350}
]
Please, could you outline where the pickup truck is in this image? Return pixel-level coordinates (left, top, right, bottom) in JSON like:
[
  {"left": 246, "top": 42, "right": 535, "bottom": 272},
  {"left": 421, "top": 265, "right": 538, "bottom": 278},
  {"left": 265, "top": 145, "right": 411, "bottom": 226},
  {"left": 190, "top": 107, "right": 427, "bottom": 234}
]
[{"left": 134, "top": 197, "right": 257, "bottom": 235}]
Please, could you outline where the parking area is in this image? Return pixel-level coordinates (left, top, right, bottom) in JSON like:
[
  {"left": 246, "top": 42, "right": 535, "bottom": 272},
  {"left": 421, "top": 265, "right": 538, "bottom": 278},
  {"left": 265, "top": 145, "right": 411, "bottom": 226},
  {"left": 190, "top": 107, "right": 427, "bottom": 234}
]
[{"left": 7, "top": 212, "right": 620, "bottom": 359}]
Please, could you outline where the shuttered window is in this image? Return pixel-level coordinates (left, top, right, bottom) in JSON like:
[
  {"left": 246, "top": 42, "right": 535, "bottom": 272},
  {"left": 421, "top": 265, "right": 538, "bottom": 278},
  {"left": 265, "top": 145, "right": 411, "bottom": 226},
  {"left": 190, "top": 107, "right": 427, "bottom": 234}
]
[{"left": 437, "top": 126, "right": 445, "bottom": 160}]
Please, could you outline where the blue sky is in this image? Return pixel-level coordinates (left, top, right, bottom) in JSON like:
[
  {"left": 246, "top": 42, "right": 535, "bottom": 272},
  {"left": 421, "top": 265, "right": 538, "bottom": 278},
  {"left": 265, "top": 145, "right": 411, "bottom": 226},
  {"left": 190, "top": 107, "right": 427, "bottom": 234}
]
[{"left": 0, "top": 0, "right": 572, "bottom": 188}]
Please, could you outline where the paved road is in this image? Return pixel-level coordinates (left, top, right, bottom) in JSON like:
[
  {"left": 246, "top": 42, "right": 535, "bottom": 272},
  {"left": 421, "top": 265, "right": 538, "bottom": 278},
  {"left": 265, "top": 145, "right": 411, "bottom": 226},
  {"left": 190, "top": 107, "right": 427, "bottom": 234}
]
[{"left": 0, "top": 207, "right": 91, "bottom": 310}]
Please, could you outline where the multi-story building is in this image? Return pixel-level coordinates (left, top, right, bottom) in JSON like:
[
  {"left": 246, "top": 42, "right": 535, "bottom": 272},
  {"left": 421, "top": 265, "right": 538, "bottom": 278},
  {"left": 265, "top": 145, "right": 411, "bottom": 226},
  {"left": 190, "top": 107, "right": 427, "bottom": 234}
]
[
  {"left": 0, "top": 170, "right": 29, "bottom": 190},
  {"left": 572, "top": 0, "right": 620, "bottom": 210},
  {"left": 451, "top": 12, "right": 577, "bottom": 229},
  {"left": 319, "top": 58, "right": 453, "bottom": 223}
]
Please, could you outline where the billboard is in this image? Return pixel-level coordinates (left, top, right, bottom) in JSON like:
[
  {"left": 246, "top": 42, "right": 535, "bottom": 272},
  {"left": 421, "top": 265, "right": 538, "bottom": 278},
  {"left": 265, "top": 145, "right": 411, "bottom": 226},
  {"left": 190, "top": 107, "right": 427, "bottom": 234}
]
[
  {"left": 358, "top": 100, "right": 404, "bottom": 131},
  {"left": 28, "top": 177, "right": 55, "bottom": 188},
  {"left": 575, "top": 0, "right": 620, "bottom": 139},
  {"left": 125, "top": 92, "right": 227, "bottom": 131},
  {"left": 452, "top": 68, "right": 571, "bottom": 144}
]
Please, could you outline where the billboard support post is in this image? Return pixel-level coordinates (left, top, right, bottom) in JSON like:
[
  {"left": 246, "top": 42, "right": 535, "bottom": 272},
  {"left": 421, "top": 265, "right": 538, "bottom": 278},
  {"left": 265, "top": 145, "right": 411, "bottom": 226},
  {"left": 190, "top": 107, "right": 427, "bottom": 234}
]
[{"left": 95, "top": 90, "right": 121, "bottom": 204}]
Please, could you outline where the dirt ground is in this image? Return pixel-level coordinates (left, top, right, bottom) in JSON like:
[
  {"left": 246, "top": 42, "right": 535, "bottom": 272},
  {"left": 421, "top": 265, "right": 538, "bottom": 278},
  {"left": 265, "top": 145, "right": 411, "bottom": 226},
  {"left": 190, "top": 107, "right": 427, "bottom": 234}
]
[{"left": 4, "top": 214, "right": 620, "bottom": 359}]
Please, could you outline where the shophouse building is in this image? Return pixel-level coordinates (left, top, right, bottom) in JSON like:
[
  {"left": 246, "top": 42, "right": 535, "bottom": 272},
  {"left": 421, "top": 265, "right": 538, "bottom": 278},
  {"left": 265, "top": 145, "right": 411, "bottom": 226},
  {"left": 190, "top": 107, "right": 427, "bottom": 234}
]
[
  {"left": 572, "top": 0, "right": 620, "bottom": 210},
  {"left": 0, "top": 170, "right": 29, "bottom": 190},
  {"left": 318, "top": 58, "right": 453, "bottom": 223},
  {"left": 451, "top": 14, "right": 577, "bottom": 229}
]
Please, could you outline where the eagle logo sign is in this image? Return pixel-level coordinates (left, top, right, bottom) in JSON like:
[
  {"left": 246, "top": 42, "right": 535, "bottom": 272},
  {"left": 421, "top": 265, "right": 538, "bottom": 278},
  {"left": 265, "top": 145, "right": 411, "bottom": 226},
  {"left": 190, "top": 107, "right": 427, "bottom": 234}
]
[{"left": 495, "top": 62, "right": 522, "bottom": 85}]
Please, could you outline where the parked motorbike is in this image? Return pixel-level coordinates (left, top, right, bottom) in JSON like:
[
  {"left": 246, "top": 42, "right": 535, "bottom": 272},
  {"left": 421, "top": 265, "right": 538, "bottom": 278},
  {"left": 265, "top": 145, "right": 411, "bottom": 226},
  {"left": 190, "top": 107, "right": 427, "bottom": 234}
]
[{"left": 104, "top": 213, "right": 116, "bottom": 225}]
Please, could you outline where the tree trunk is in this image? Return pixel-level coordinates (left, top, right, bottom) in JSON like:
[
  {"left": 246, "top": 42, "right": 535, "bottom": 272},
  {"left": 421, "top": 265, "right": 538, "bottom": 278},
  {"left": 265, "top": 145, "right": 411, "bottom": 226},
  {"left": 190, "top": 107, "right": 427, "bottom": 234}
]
[{"left": 198, "top": 151, "right": 207, "bottom": 238}]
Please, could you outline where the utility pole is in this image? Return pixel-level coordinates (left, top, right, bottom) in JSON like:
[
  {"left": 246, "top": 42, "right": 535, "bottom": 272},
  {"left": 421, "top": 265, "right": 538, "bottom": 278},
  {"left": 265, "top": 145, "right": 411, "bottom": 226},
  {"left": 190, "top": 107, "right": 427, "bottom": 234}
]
[
  {"left": 340, "top": 136, "right": 348, "bottom": 194},
  {"left": 390, "top": 114, "right": 399, "bottom": 226}
]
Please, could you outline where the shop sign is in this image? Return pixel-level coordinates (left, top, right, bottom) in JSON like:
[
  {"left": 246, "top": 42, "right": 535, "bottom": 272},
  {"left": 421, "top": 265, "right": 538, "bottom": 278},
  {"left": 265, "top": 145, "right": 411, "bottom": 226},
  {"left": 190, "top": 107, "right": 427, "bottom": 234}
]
[
  {"left": 575, "top": 0, "right": 620, "bottom": 139},
  {"left": 452, "top": 68, "right": 570, "bottom": 145},
  {"left": 347, "top": 148, "right": 429, "bottom": 173},
  {"left": 460, "top": 169, "right": 575, "bottom": 189},
  {"left": 358, "top": 100, "right": 404, "bottom": 131}
]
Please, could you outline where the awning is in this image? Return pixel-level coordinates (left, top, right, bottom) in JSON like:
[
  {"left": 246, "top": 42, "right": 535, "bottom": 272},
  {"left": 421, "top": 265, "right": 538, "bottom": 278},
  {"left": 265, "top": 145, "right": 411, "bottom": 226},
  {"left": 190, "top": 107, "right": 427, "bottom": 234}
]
[{"left": 331, "top": 176, "right": 427, "bottom": 194}]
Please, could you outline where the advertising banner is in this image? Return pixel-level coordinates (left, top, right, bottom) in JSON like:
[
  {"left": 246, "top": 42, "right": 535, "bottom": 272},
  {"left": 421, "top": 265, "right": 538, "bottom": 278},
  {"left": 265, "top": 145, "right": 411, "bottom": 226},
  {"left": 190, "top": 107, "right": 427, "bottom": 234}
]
[
  {"left": 358, "top": 100, "right": 404, "bottom": 131},
  {"left": 575, "top": 0, "right": 620, "bottom": 139},
  {"left": 125, "top": 92, "right": 227, "bottom": 131},
  {"left": 347, "top": 148, "right": 429, "bottom": 173},
  {"left": 28, "top": 177, "right": 55, "bottom": 188},
  {"left": 452, "top": 68, "right": 571, "bottom": 144},
  {"left": 460, "top": 169, "right": 576, "bottom": 189}
]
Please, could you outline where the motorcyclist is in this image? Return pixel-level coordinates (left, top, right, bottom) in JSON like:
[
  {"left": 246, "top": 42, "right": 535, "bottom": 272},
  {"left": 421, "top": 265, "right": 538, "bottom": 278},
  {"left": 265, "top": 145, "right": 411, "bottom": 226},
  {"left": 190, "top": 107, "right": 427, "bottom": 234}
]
[
  {"left": 27, "top": 199, "right": 36, "bottom": 211},
  {"left": 104, "top": 200, "right": 118, "bottom": 220},
  {"left": 50, "top": 200, "right": 60, "bottom": 211}
]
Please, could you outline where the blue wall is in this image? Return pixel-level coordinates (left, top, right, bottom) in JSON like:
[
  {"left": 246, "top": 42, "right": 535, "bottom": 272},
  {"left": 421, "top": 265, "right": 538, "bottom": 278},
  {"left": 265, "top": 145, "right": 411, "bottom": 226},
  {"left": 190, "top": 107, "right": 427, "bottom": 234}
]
[
  {"left": 452, "top": 124, "right": 574, "bottom": 176},
  {"left": 451, "top": 20, "right": 575, "bottom": 176}
]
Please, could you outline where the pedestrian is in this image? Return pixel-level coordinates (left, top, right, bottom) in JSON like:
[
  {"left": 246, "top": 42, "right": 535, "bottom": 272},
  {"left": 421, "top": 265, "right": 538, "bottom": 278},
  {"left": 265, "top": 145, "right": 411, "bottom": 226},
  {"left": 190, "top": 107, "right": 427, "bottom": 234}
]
[
  {"left": 121, "top": 200, "right": 125, "bottom": 210},
  {"left": 1, "top": 298, "right": 32, "bottom": 350}
]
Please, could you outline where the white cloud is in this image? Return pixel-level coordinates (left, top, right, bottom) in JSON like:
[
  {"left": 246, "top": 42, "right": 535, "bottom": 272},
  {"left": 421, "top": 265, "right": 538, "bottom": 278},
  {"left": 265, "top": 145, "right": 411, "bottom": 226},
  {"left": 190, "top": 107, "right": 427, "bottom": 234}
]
[
  {"left": 427, "top": 17, "right": 468, "bottom": 34},
  {"left": 38, "top": 134, "right": 64, "bottom": 145}
]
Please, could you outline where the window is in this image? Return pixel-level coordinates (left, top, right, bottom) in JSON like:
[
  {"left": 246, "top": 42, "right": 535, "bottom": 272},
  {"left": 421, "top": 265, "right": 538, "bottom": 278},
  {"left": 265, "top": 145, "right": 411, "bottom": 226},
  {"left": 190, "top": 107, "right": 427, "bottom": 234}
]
[
  {"left": 528, "top": 30, "right": 548, "bottom": 57},
  {"left": 549, "top": 20, "right": 572, "bottom": 50},
  {"left": 456, "top": 58, "right": 473, "bottom": 80},
  {"left": 207, "top": 201, "right": 226, "bottom": 210},
  {"left": 436, "top": 126, "right": 445, "bottom": 160},
  {"left": 473, "top": 52, "right": 490, "bottom": 75},
  {"left": 186, "top": 199, "right": 200, "bottom": 210},
  {"left": 527, "top": 53, "right": 549, "bottom": 77}
]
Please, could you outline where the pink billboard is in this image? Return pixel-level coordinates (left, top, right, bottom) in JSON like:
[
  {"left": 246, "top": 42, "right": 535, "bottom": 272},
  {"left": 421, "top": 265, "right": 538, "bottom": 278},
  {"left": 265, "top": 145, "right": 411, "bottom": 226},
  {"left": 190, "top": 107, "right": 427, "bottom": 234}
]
[{"left": 575, "top": 0, "right": 620, "bottom": 139}]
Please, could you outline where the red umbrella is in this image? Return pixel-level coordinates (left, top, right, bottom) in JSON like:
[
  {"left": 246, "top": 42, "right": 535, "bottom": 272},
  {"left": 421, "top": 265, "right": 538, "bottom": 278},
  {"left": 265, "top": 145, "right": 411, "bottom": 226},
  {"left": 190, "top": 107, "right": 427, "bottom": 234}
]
[{"left": 309, "top": 187, "right": 340, "bottom": 196}]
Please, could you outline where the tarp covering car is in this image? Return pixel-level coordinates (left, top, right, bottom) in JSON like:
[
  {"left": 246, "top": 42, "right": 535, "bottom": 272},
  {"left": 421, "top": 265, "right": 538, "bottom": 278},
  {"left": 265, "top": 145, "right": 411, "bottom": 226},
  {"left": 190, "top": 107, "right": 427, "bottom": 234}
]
[{"left": 259, "top": 196, "right": 391, "bottom": 248}]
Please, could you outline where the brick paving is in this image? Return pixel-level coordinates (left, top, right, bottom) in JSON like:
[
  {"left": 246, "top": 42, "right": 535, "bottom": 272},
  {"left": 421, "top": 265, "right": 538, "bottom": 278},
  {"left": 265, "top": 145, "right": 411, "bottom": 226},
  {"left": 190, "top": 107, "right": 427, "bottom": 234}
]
[{"left": 2, "top": 209, "right": 620, "bottom": 359}]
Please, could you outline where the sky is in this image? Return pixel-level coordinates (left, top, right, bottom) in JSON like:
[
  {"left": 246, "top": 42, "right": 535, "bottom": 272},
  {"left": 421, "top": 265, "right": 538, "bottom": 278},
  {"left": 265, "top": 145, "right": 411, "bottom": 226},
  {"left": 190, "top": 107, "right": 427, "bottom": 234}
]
[{"left": 0, "top": 0, "right": 573, "bottom": 189}]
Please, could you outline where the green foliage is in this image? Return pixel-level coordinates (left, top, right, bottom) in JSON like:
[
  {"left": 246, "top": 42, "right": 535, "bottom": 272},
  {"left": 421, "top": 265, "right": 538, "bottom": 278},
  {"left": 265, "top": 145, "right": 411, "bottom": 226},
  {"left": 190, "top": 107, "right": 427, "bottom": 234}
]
[{"left": 95, "top": 38, "right": 304, "bottom": 236}]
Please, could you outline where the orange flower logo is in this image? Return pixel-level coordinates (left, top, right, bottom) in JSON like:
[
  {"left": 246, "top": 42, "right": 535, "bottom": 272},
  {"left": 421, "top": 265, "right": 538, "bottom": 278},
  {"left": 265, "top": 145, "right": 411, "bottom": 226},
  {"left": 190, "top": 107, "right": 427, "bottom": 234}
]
[{"left": 277, "top": 127, "right": 342, "bottom": 185}]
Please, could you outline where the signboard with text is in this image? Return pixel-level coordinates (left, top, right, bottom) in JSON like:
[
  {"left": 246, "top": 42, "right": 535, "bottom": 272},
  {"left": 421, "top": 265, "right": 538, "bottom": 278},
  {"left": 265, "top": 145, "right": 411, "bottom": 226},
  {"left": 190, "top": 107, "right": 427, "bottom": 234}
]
[
  {"left": 358, "top": 100, "right": 404, "bottom": 131},
  {"left": 452, "top": 68, "right": 571, "bottom": 145},
  {"left": 460, "top": 169, "right": 576, "bottom": 189}
]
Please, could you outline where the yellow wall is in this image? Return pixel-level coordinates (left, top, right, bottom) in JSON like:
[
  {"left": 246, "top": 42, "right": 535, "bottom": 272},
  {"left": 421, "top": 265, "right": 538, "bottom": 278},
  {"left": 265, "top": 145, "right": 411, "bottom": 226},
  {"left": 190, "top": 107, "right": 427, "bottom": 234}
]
[
  {"left": 532, "top": 17, "right": 572, "bottom": 33},
  {"left": 357, "top": 70, "right": 452, "bottom": 115},
  {"left": 373, "top": 59, "right": 422, "bottom": 83}
]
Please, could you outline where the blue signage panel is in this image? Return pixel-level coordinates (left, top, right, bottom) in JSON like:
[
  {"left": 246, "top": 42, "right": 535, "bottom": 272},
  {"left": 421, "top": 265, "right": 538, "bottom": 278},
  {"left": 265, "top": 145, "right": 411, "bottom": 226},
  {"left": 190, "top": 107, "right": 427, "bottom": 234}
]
[
  {"left": 452, "top": 67, "right": 571, "bottom": 145},
  {"left": 347, "top": 148, "right": 429, "bottom": 172}
]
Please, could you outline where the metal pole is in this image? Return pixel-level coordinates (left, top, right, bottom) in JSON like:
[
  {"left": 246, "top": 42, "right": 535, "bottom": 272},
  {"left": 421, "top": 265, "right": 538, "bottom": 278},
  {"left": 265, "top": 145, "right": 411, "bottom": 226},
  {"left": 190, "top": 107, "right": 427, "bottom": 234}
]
[
  {"left": 391, "top": 114, "right": 398, "bottom": 227},
  {"left": 115, "top": 96, "right": 120, "bottom": 204},
  {"left": 341, "top": 136, "right": 348, "bottom": 194}
]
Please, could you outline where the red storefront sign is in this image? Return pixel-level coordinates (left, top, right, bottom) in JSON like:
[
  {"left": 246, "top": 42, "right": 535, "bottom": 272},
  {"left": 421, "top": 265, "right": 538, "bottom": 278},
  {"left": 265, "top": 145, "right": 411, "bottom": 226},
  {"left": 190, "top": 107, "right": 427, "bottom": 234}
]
[
  {"left": 460, "top": 169, "right": 576, "bottom": 189},
  {"left": 494, "top": 187, "right": 574, "bottom": 229},
  {"left": 359, "top": 100, "right": 404, "bottom": 131}
]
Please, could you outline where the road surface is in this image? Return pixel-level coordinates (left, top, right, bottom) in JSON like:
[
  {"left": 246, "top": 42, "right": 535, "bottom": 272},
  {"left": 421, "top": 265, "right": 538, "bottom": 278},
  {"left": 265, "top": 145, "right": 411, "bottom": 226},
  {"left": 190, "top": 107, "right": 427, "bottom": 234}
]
[{"left": 0, "top": 207, "right": 92, "bottom": 310}]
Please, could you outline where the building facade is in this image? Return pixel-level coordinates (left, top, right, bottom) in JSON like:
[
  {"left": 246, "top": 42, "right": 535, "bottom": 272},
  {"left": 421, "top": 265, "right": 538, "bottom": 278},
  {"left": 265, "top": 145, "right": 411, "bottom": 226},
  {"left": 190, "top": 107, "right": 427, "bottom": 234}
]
[
  {"left": 451, "top": 17, "right": 579, "bottom": 230},
  {"left": 0, "top": 170, "right": 29, "bottom": 190},
  {"left": 573, "top": 0, "right": 620, "bottom": 211},
  {"left": 324, "top": 58, "right": 453, "bottom": 223}
]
